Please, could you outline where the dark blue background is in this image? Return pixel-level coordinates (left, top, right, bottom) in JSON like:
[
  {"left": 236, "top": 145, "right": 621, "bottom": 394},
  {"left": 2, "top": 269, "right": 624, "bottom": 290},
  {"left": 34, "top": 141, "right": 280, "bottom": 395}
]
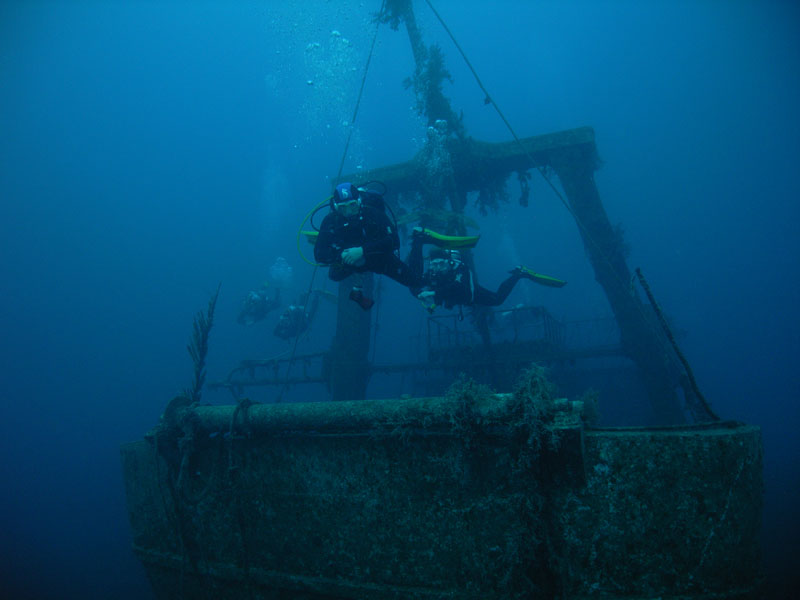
[{"left": 1, "top": 1, "right": 797, "bottom": 598}]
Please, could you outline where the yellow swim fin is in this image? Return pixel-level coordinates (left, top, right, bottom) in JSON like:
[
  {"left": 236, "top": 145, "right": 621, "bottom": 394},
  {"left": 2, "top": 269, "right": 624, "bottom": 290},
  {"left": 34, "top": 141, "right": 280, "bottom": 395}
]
[
  {"left": 413, "top": 227, "right": 480, "bottom": 249},
  {"left": 514, "top": 266, "right": 567, "bottom": 288},
  {"left": 301, "top": 230, "right": 319, "bottom": 245}
]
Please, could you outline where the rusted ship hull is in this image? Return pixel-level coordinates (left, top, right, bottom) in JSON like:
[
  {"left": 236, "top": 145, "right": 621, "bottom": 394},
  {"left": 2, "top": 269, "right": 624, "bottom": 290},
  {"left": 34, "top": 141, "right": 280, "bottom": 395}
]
[{"left": 121, "top": 395, "right": 762, "bottom": 599}]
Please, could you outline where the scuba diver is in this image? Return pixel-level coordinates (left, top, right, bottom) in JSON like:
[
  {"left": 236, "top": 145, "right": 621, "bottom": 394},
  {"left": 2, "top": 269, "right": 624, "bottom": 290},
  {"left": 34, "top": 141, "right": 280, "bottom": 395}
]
[
  {"left": 237, "top": 257, "right": 294, "bottom": 326},
  {"left": 408, "top": 237, "right": 566, "bottom": 313},
  {"left": 309, "top": 181, "right": 483, "bottom": 310},
  {"left": 313, "top": 182, "right": 421, "bottom": 310},
  {"left": 237, "top": 286, "right": 281, "bottom": 326},
  {"left": 273, "top": 290, "right": 326, "bottom": 340},
  {"left": 314, "top": 183, "right": 478, "bottom": 310}
]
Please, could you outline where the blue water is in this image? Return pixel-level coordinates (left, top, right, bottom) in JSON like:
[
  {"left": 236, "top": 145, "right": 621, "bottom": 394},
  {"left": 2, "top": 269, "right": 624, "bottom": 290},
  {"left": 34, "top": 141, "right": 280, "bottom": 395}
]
[{"left": 1, "top": 1, "right": 797, "bottom": 598}]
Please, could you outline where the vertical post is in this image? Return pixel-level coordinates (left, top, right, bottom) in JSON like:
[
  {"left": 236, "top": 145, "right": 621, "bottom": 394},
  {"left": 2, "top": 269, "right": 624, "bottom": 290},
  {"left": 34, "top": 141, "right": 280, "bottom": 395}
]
[
  {"left": 551, "top": 147, "right": 685, "bottom": 424},
  {"left": 329, "top": 273, "right": 373, "bottom": 401}
]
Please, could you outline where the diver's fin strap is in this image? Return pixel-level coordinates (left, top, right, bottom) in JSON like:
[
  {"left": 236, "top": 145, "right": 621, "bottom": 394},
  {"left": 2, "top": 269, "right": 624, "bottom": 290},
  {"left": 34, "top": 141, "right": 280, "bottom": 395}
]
[
  {"left": 517, "top": 266, "right": 567, "bottom": 288},
  {"left": 415, "top": 227, "right": 480, "bottom": 249}
]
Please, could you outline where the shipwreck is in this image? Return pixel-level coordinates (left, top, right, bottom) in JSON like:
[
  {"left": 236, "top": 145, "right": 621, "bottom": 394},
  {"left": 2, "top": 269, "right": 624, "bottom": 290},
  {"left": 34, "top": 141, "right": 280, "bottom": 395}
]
[{"left": 121, "top": 2, "right": 763, "bottom": 598}]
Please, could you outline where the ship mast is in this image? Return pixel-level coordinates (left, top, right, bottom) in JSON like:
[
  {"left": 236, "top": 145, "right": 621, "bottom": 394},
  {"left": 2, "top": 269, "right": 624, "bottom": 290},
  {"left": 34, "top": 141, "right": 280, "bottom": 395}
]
[{"left": 331, "top": 1, "right": 685, "bottom": 422}]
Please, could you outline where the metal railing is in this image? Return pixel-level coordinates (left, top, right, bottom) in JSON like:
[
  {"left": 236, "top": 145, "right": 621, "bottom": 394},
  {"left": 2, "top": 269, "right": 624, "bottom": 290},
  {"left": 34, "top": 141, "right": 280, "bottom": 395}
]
[
  {"left": 210, "top": 309, "right": 623, "bottom": 394},
  {"left": 426, "top": 305, "right": 571, "bottom": 354}
]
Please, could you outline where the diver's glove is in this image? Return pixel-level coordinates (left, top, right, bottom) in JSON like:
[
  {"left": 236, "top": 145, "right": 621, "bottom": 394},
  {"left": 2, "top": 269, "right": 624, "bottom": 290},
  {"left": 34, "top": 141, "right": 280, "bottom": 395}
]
[{"left": 341, "top": 246, "right": 366, "bottom": 266}]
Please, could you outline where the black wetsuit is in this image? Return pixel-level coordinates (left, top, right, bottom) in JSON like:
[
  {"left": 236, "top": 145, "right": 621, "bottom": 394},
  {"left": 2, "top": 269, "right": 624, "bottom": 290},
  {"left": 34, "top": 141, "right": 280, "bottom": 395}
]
[
  {"left": 407, "top": 238, "right": 522, "bottom": 308},
  {"left": 315, "top": 202, "right": 420, "bottom": 289}
]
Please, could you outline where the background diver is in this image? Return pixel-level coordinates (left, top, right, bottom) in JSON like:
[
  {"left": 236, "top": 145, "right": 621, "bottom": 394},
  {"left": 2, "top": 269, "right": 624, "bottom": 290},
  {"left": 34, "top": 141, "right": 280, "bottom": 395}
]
[
  {"left": 237, "top": 285, "right": 281, "bottom": 326},
  {"left": 273, "top": 289, "right": 331, "bottom": 340}
]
